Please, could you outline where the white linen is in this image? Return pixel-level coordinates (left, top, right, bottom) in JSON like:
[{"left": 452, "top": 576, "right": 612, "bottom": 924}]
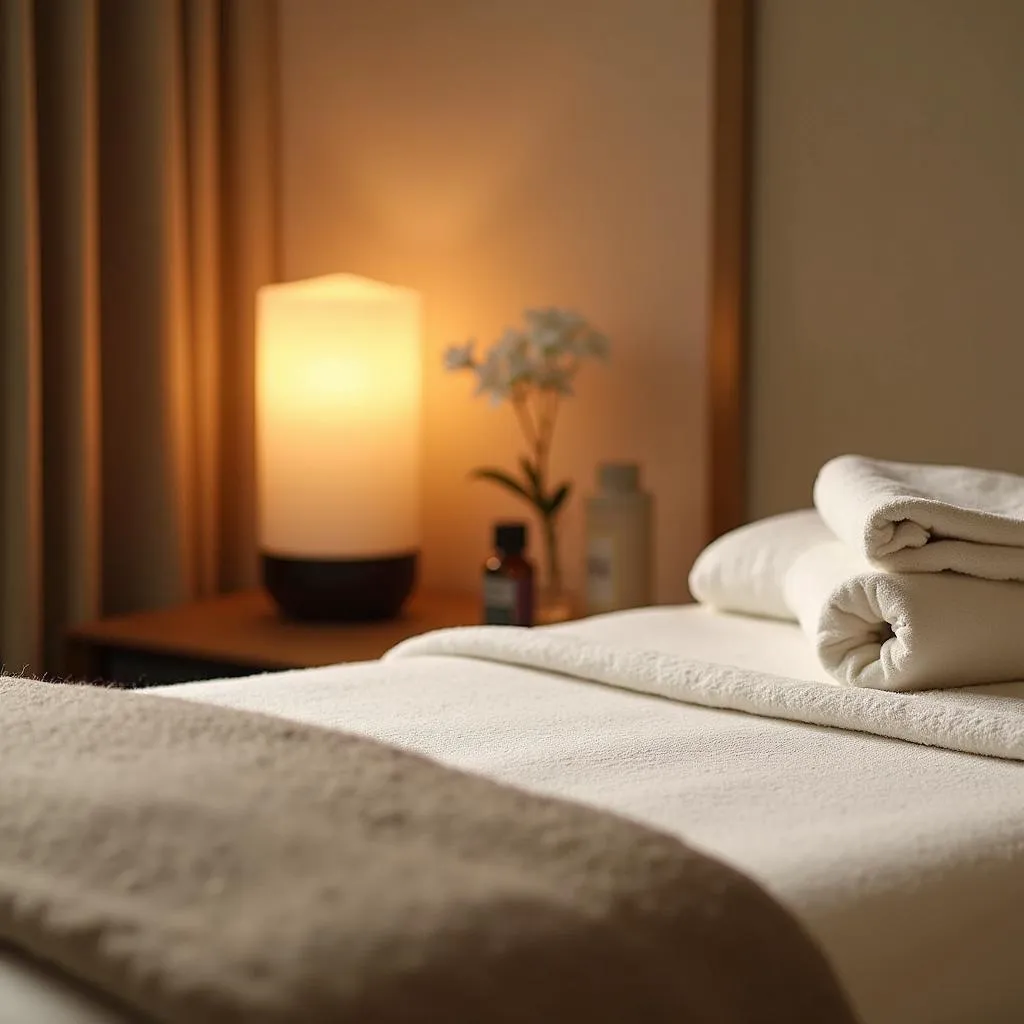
[
  {"left": 691, "top": 509, "right": 1024, "bottom": 691},
  {"left": 688, "top": 509, "right": 832, "bottom": 620},
  {"left": 5, "top": 606, "right": 1024, "bottom": 1024},
  {"left": 391, "top": 615, "right": 1024, "bottom": 743},
  {"left": 815, "top": 454, "right": 1024, "bottom": 579},
  {"left": 787, "top": 538, "right": 1024, "bottom": 690},
  {"left": 163, "top": 609, "right": 1024, "bottom": 1024}
]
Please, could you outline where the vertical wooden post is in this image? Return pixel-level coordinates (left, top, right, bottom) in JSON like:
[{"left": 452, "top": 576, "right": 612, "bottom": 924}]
[{"left": 707, "top": 0, "right": 752, "bottom": 540}]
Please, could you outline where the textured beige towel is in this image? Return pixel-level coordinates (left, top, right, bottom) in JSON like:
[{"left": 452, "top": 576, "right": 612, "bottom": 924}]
[{"left": 0, "top": 677, "right": 856, "bottom": 1024}]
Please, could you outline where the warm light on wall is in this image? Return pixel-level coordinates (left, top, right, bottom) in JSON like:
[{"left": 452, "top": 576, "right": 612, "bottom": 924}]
[{"left": 256, "top": 274, "right": 421, "bottom": 620}]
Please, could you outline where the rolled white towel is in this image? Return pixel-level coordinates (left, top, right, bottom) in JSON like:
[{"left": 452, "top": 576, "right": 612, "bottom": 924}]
[
  {"left": 814, "top": 454, "right": 1024, "bottom": 580},
  {"left": 690, "top": 510, "right": 1024, "bottom": 692}
]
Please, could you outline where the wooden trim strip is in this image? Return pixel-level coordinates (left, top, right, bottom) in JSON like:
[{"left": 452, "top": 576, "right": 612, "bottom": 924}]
[{"left": 707, "top": 0, "right": 752, "bottom": 540}]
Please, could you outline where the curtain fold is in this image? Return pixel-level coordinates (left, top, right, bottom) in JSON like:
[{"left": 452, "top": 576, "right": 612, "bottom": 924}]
[
  {"left": 0, "top": 0, "right": 44, "bottom": 674},
  {"left": 35, "top": 0, "right": 102, "bottom": 676},
  {"left": 0, "top": 0, "right": 278, "bottom": 673}
]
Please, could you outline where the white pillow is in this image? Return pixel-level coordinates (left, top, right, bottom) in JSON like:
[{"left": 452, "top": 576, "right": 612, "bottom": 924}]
[{"left": 688, "top": 509, "right": 833, "bottom": 621}]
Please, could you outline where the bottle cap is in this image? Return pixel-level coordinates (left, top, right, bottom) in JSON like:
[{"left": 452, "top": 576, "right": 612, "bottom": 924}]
[
  {"left": 597, "top": 462, "right": 640, "bottom": 493},
  {"left": 494, "top": 521, "right": 528, "bottom": 555}
]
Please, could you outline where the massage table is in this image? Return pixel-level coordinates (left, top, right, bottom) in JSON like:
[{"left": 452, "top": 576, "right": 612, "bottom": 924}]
[{"left": 3, "top": 604, "right": 1024, "bottom": 1023}]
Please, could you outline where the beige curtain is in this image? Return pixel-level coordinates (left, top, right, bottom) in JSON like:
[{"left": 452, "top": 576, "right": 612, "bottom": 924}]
[{"left": 0, "top": 0, "right": 278, "bottom": 673}]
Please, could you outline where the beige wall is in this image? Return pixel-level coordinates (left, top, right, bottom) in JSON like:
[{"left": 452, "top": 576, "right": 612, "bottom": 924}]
[
  {"left": 750, "top": 0, "right": 1024, "bottom": 517},
  {"left": 278, "top": 0, "right": 711, "bottom": 602}
]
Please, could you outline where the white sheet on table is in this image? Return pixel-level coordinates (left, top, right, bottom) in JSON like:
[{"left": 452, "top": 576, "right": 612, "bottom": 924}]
[
  {"left": 3, "top": 605, "right": 1024, "bottom": 1024},
  {"left": 387, "top": 614, "right": 1024, "bottom": 747}
]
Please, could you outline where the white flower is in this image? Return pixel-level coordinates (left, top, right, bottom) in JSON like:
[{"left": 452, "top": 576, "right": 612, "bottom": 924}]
[
  {"left": 507, "top": 347, "right": 534, "bottom": 382},
  {"left": 525, "top": 307, "right": 583, "bottom": 356},
  {"left": 531, "top": 328, "right": 563, "bottom": 356},
  {"left": 494, "top": 327, "right": 527, "bottom": 355},
  {"left": 536, "top": 364, "right": 574, "bottom": 395},
  {"left": 444, "top": 306, "right": 608, "bottom": 408},
  {"left": 572, "top": 328, "right": 610, "bottom": 360},
  {"left": 489, "top": 329, "right": 527, "bottom": 378},
  {"left": 473, "top": 349, "right": 512, "bottom": 404},
  {"left": 442, "top": 340, "right": 476, "bottom": 371}
]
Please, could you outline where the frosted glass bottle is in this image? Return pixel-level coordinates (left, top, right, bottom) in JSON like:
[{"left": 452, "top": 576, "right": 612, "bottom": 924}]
[{"left": 584, "top": 463, "right": 653, "bottom": 615}]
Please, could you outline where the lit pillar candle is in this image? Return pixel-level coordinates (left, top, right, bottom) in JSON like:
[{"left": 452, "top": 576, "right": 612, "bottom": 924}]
[{"left": 256, "top": 274, "right": 421, "bottom": 620}]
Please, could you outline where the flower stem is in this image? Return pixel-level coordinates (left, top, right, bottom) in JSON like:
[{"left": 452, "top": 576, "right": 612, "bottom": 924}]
[
  {"left": 541, "top": 511, "right": 562, "bottom": 596},
  {"left": 534, "top": 390, "right": 560, "bottom": 493},
  {"left": 511, "top": 391, "right": 537, "bottom": 448}
]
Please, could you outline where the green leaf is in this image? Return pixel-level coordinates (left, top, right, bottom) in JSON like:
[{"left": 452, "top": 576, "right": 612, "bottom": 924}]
[
  {"left": 519, "top": 457, "right": 544, "bottom": 502},
  {"left": 543, "top": 481, "right": 572, "bottom": 516},
  {"left": 469, "top": 468, "right": 537, "bottom": 507}
]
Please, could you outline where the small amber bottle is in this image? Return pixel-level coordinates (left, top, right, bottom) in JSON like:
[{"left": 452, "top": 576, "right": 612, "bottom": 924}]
[{"left": 482, "top": 522, "right": 535, "bottom": 625}]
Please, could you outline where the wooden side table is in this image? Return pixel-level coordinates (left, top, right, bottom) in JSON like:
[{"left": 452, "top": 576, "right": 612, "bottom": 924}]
[{"left": 66, "top": 590, "right": 480, "bottom": 687}]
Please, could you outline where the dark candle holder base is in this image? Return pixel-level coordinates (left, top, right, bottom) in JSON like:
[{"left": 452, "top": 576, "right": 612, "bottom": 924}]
[{"left": 261, "top": 552, "right": 417, "bottom": 622}]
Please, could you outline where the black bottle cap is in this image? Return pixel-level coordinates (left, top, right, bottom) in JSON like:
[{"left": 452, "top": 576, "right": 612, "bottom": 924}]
[{"left": 494, "top": 521, "right": 528, "bottom": 555}]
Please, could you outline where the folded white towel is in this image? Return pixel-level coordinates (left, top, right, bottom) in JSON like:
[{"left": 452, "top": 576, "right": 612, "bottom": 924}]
[
  {"left": 690, "top": 510, "right": 1024, "bottom": 691},
  {"left": 814, "top": 455, "right": 1024, "bottom": 580}
]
